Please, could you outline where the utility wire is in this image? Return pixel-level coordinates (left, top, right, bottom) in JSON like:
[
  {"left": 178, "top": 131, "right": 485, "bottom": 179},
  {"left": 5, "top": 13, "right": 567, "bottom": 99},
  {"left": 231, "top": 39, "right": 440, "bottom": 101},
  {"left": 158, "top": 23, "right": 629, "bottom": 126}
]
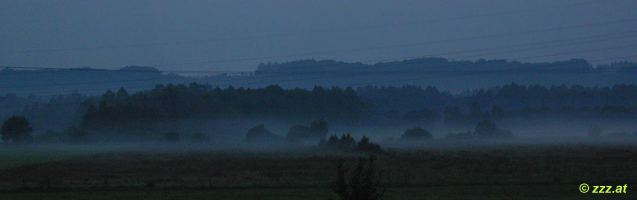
[{"left": 3, "top": 0, "right": 609, "bottom": 55}]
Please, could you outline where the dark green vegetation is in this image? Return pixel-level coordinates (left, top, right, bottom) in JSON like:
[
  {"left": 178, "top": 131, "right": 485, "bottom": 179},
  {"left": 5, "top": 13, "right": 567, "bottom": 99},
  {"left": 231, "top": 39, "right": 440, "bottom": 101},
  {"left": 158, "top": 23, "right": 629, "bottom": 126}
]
[
  {"left": 3, "top": 83, "right": 637, "bottom": 143},
  {"left": 1, "top": 116, "right": 33, "bottom": 144},
  {"left": 332, "top": 157, "right": 384, "bottom": 200},
  {"left": 80, "top": 84, "right": 367, "bottom": 131},
  {"left": 319, "top": 134, "right": 383, "bottom": 153},
  {"left": 244, "top": 124, "right": 281, "bottom": 143},
  {"left": 0, "top": 145, "right": 634, "bottom": 199}
]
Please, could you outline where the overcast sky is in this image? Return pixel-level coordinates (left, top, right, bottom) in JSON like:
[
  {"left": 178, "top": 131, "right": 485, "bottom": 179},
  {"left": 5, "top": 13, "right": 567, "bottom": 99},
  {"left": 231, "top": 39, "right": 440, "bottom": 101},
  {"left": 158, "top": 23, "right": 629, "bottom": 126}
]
[{"left": 1, "top": 0, "right": 636, "bottom": 72}]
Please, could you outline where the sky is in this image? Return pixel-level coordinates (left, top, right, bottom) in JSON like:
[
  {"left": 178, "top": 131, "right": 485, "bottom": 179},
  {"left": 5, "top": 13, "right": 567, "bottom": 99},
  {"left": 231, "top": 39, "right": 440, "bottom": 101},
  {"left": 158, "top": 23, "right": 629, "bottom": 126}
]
[{"left": 1, "top": 0, "right": 636, "bottom": 72}]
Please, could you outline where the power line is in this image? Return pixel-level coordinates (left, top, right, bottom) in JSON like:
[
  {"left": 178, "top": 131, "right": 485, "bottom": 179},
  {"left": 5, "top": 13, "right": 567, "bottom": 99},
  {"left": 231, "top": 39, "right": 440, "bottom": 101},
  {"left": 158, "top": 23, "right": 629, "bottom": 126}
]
[
  {"left": 9, "top": 46, "right": 635, "bottom": 96},
  {"left": 3, "top": 0, "right": 609, "bottom": 55},
  {"left": 2, "top": 30, "right": 635, "bottom": 91},
  {"left": 5, "top": 18, "right": 637, "bottom": 74}
]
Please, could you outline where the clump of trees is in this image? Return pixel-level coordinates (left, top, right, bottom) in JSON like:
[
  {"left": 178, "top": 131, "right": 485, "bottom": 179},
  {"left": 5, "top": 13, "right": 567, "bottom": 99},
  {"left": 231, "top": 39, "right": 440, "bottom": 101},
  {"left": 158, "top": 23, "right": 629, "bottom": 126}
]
[
  {"left": 286, "top": 119, "right": 328, "bottom": 142},
  {"left": 81, "top": 84, "right": 370, "bottom": 131},
  {"left": 1, "top": 116, "right": 33, "bottom": 144},
  {"left": 331, "top": 156, "right": 385, "bottom": 200},
  {"left": 446, "top": 119, "right": 512, "bottom": 139},
  {"left": 400, "top": 127, "right": 432, "bottom": 141},
  {"left": 320, "top": 134, "right": 383, "bottom": 153},
  {"left": 245, "top": 124, "right": 282, "bottom": 143}
]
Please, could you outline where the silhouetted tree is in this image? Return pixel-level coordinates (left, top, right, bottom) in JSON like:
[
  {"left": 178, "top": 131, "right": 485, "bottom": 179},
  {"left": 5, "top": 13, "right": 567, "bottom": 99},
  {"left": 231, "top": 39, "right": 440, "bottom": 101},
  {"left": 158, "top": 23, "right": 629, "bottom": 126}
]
[
  {"left": 320, "top": 133, "right": 356, "bottom": 150},
  {"left": 1, "top": 116, "right": 33, "bottom": 144},
  {"left": 321, "top": 134, "right": 382, "bottom": 153},
  {"left": 357, "top": 137, "right": 383, "bottom": 153},
  {"left": 331, "top": 156, "right": 384, "bottom": 200}
]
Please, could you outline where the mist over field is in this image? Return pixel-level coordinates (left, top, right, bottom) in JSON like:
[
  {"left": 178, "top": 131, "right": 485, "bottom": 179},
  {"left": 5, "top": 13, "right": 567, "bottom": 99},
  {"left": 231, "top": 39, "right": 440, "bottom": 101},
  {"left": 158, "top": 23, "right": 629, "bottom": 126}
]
[{"left": 1, "top": 1, "right": 637, "bottom": 199}]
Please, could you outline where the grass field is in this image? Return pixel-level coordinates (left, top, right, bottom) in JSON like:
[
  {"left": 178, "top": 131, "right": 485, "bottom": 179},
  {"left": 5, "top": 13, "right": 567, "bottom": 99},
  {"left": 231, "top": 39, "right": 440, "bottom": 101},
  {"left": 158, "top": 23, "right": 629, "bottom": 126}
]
[{"left": 0, "top": 144, "right": 635, "bottom": 199}]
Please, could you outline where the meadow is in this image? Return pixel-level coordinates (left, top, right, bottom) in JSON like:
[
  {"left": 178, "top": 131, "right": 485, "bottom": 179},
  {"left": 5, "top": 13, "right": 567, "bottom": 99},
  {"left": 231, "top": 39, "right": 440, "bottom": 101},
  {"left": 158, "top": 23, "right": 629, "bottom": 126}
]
[{"left": 0, "top": 144, "right": 635, "bottom": 200}]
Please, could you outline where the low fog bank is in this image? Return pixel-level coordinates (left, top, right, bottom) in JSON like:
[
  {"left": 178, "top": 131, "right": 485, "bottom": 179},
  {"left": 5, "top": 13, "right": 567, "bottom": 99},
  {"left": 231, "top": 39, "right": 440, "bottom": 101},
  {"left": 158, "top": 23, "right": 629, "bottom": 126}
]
[
  {"left": 4, "top": 116, "right": 634, "bottom": 153},
  {"left": 2, "top": 83, "right": 637, "bottom": 152}
]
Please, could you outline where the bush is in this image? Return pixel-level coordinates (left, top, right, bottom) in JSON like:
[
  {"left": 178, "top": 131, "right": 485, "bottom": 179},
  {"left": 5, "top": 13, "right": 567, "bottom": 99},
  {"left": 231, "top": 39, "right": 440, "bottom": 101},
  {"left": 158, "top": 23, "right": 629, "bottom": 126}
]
[
  {"left": 357, "top": 136, "right": 383, "bottom": 153},
  {"left": 320, "top": 134, "right": 383, "bottom": 153},
  {"left": 320, "top": 134, "right": 356, "bottom": 150},
  {"left": 400, "top": 127, "right": 432, "bottom": 141},
  {"left": 1, "top": 116, "right": 33, "bottom": 144},
  {"left": 331, "top": 156, "right": 384, "bottom": 200},
  {"left": 245, "top": 124, "right": 282, "bottom": 143}
]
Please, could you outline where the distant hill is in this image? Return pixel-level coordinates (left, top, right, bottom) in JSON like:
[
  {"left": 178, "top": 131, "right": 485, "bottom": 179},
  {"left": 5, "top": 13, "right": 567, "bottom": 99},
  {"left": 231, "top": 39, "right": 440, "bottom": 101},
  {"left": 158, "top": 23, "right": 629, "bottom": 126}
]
[
  {"left": 240, "top": 58, "right": 637, "bottom": 91},
  {"left": 0, "top": 66, "right": 188, "bottom": 96},
  {"left": 2, "top": 57, "right": 637, "bottom": 96}
]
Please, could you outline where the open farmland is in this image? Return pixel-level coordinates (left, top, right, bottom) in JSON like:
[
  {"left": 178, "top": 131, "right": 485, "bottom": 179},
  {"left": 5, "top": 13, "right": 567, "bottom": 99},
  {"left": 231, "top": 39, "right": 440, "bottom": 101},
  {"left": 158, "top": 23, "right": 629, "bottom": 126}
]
[{"left": 0, "top": 144, "right": 635, "bottom": 200}]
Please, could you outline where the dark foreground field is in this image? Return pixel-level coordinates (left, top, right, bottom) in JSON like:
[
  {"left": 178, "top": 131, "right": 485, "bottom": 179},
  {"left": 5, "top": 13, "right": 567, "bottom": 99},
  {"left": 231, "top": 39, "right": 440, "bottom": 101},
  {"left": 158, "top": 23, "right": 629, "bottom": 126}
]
[{"left": 0, "top": 145, "right": 635, "bottom": 200}]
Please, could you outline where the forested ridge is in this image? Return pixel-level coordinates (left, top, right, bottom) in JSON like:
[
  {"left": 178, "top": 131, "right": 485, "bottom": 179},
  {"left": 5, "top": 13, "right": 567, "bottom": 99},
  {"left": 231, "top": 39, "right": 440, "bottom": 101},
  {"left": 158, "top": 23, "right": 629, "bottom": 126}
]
[{"left": 80, "top": 84, "right": 369, "bottom": 129}]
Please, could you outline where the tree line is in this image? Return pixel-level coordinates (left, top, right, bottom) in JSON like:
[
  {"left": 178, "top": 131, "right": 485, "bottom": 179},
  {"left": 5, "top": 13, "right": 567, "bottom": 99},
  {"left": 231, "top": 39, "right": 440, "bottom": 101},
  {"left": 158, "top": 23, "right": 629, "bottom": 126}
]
[{"left": 80, "top": 83, "right": 370, "bottom": 130}]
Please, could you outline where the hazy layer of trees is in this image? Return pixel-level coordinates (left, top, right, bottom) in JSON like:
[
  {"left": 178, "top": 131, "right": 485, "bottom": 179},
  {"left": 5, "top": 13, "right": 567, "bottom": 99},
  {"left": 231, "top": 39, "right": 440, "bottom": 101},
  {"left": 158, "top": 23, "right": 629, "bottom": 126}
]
[
  {"left": 256, "top": 58, "right": 602, "bottom": 74},
  {"left": 2, "top": 82, "right": 637, "bottom": 144},
  {"left": 359, "top": 83, "right": 637, "bottom": 125},
  {"left": 80, "top": 84, "right": 369, "bottom": 131}
]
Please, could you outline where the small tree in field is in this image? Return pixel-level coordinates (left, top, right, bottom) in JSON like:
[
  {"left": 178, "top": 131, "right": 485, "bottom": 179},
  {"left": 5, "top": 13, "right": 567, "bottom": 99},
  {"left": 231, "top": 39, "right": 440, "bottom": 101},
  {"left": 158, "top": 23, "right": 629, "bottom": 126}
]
[
  {"left": 1, "top": 116, "right": 33, "bottom": 144},
  {"left": 332, "top": 156, "right": 384, "bottom": 200}
]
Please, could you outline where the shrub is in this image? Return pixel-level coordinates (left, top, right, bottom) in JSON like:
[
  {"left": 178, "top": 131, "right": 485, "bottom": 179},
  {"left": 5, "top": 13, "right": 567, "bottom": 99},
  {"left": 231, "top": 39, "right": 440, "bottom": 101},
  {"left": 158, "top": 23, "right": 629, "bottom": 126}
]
[
  {"left": 245, "top": 124, "right": 282, "bottom": 143},
  {"left": 331, "top": 156, "right": 384, "bottom": 200},
  {"left": 320, "top": 134, "right": 356, "bottom": 150},
  {"left": 320, "top": 134, "right": 383, "bottom": 153},
  {"left": 1, "top": 116, "right": 33, "bottom": 144},
  {"left": 357, "top": 136, "right": 383, "bottom": 153}
]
